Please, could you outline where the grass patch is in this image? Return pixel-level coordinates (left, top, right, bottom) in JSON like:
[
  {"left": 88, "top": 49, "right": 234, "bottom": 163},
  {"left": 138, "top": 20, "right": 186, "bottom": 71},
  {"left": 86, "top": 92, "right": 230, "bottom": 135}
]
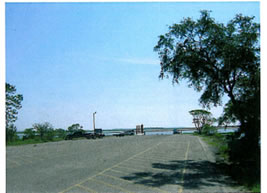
[
  {"left": 251, "top": 184, "right": 260, "bottom": 192},
  {"left": 201, "top": 133, "right": 229, "bottom": 161},
  {"left": 7, "top": 137, "right": 65, "bottom": 146},
  {"left": 199, "top": 133, "right": 260, "bottom": 192}
]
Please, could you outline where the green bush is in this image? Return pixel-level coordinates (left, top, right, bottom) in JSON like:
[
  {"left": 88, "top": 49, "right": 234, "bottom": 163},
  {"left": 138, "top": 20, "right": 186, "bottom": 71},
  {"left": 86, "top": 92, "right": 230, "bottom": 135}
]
[
  {"left": 203, "top": 133, "right": 260, "bottom": 192},
  {"left": 55, "top": 128, "right": 67, "bottom": 139},
  {"left": 6, "top": 124, "right": 18, "bottom": 142},
  {"left": 43, "top": 128, "right": 55, "bottom": 141},
  {"left": 33, "top": 122, "right": 55, "bottom": 141},
  {"left": 23, "top": 128, "right": 36, "bottom": 140},
  {"left": 202, "top": 124, "right": 217, "bottom": 135},
  {"left": 67, "top": 123, "right": 84, "bottom": 133}
]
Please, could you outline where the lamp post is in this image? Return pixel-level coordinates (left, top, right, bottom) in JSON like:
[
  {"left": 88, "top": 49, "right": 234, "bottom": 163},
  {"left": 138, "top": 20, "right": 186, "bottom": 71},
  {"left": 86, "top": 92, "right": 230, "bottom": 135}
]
[{"left": 93, "top": 112, "right": 97, "bottom": 132}]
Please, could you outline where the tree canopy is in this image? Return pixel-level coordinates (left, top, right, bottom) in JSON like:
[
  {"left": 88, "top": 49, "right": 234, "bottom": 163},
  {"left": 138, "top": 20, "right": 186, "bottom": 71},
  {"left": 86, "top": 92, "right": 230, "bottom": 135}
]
[
  {"left": 154, "top": 10, "right": 260, "bottom": 132},
  {"left": 6, "top": 83, "right": 23, "bottom": 142},
  {"left": 33, "top": 122, "right": 54, "bottom": 140},
  {"left": 154, "top": 10, "right": 260, "bottom": 172},
  {"left": 67, "top": 123, "right": 84, "bottom": 133},
  {"left": 189, "top": 109, "right": 213, "bottom": 133},
  {"left": 6, "top": 83, "right": 23, "bottom": 127},
  {"left": 154, "top": 10, "right": 259, "bottom": 104}
]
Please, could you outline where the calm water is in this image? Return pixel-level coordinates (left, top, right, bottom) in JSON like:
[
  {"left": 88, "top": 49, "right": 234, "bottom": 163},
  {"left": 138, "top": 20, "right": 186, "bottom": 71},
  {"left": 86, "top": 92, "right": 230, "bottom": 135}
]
[
  {"left": 17, "top": 128, "right": 238, "bottom": 139},
  {"left": 17, "top": 133, "right": 25, "bottom": 139},
  {"left": 145, "top": 131, "right": 173, "bottom": 135},
  {"left": 145, "top": 128, "right": 237, "bottom": 135}
]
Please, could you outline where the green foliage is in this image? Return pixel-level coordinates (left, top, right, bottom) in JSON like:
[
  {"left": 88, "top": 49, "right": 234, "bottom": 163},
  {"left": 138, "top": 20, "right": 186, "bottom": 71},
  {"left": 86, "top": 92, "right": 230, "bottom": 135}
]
[
  {"left": 189, "top": 109, "right": 211, "bottom": 116},
  {"left": 44, "top": 128, "right": 55, "bottom": 141},
  {"left": 7, "top": 137, "right": 64, "bottom": 146},
  {"left": 67, "top": 123, "right": 84, "bottom": 133},
  {"left": 202, "top": 134, "right": 260, "bottom": 191},
  {"left": 154, "top": 10, "right": 259, "bottom": 106},
  {"left": 202, "top": 133, "right": 228, "bottom": 159},
  {"left": 23, "top": 128, "right": 36, "bottom": 140},
  {"left": 7, "top": 138, "right": 44, "bottom": 146},
  {"left": 155, "top": 10, "right": 260, "bottom": 106},
  {"left": 8, "top": 126, "right": 67, "bottom": 146},
  {"left": 202, "top": 124, "right": 217, "bottom": 135},
  {"left": 189, "top": 109, "right": 214, "bottom": 134},
  {"left": 155, "top": 10, "right": 260, "bottom": 167},
  {"left": 6, "top": 83, "right": 23, "bottom": 142},
  {"left": 6, "top": 124, "right": 18, "bottom": 142},
  {"left": 55, "top": 128, "right": 67, "bottom": 139},
  {"left": 33, "top": 122, "right": 55, "bottom": 141},
  {"left": 251, "top": 184, "right": 260, "bottom": 193}
]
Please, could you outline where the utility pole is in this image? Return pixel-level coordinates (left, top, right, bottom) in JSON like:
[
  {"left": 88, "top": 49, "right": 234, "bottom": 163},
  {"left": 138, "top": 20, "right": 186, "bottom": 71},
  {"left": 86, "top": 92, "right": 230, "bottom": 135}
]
[{"left": 93, "top": 112, "right": 97, "bottom": 132}]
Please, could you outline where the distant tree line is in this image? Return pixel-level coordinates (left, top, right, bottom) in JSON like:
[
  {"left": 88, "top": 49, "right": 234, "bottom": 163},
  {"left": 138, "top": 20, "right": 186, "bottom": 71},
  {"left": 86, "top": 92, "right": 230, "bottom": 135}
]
[
  {"left": 23, "top": 123, "right": 85, "bottom": 141},
  {"left": 13, "top": 122, "right": 85, "bottom": 143},
  {"left": 23, "top": 122, "right": 67, "bottom": 141},
  {"left": 5, "top": 82, "right": 85, "bottom": 143}
]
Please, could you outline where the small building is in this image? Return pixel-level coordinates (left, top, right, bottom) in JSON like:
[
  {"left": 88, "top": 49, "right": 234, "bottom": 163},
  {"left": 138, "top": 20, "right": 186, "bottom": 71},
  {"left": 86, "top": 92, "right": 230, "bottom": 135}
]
[{"left": 136, "top": 124, "right": 144, "bottom": 135}]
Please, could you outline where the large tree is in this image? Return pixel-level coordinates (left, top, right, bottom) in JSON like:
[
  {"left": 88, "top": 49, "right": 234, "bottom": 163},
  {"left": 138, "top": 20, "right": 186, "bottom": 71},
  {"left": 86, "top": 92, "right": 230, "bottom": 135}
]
[
  {"left": 189, "top": 109, "right": 213, "bottom": 134},
  {"left": 154, "top": 10, "right": 260, "bottom": 161},
  {"left": 67, "top": 123, "right": 84, "bottom": 133},
  {"left": 33, "top": 122, "right": 55, "bottom": 141},
  {"left": 6, "top": 83, "right": 23, "bottom": 142},
  {"left": 6, "top": 83, "right": 23, "bottom": 127},
  {"left": 55, "top": 128, "right": 67, "bottom": 139},
  {"left": 23, "top": 128, "right": 36, "bottom": 140}
]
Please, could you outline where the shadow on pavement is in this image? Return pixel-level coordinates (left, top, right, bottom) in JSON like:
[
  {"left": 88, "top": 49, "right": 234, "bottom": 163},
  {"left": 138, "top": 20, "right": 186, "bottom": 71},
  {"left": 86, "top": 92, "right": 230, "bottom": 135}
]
[{"left": 122, "top": 160, "right": 239, "bottom": 190}]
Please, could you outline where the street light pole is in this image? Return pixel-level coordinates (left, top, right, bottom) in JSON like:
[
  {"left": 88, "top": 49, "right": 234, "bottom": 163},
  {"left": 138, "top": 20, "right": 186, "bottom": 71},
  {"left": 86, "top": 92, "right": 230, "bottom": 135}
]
[{"left": 93, "top": 112, "right": 97, "bottom": 132}]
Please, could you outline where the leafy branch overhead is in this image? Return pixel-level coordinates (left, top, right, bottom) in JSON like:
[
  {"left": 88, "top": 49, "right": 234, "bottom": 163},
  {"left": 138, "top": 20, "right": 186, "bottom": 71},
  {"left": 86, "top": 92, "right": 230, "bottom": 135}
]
[
  {"left": 155, "top": 10, "right": 260, "bottom": 170},
  {"left": 154, "top": 10, "right": 260, "bottom": 108}
]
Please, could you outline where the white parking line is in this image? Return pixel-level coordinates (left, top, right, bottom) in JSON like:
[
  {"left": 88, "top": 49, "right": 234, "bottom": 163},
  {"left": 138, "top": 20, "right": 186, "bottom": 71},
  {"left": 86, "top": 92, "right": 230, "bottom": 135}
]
[
  {"left": 89, "top": 178, "right": 135, "bottom": 193},
  {"left": 6, "top": 158, "right": 21, "bottom": 166},
  {"left": 59, "top": 142, "right": 163, "bottom": 193},
  {"left": 178, "top": 141, "right": 190, "bottom": 193},
  {"left": 76, "top": 184, "right": 98, "bottom": 193},
  {"left": 100, "top": 173, "right": 170, "bottom": 193}
]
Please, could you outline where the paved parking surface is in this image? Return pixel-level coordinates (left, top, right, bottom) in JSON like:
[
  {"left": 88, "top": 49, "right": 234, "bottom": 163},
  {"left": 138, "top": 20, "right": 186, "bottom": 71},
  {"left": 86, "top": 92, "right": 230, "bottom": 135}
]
[{"left": 6, "top": 135, "right": 242, "bottom": 193}]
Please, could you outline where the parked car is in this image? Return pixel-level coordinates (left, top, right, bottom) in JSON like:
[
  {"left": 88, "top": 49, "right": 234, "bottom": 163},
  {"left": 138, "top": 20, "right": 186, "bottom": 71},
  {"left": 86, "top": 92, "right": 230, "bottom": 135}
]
[
  {"left": 94, "top": 128, "right": 105, "bottom": 138},
  {"left": 113, "top": 129, "right": 135, "bottom": 137},
  {"left": 124, "top": 130, "right": 135, "bottom": 136},
  {"left": 173, "top": 129, "right": 182, "bottom": 134},
  {"left": 65, "top": 131, "right": 96, "bottom": 140},
  {"left": 113, "top": 132, "right": 125, "bottom": 137}
]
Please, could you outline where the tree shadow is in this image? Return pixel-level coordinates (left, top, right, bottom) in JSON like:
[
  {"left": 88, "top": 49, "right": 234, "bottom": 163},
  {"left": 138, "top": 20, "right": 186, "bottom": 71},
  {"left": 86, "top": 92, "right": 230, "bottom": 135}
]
[{"left": 121, "top": 160, "right": 239, "bottom": 190}]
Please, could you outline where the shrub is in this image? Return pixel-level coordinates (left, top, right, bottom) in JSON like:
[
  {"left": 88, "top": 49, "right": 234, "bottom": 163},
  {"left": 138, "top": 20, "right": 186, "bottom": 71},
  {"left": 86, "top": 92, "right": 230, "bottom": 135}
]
[
  {"left": 55, "top": 128, "right": 67, "bottom": 139},
  {"left": 23, "top": 128, "right": 36, "bottom": 140},
  {"left": 202, "top": 124, "right": 217, "bottom": 135},
  {"left": 67, "top": 123, "right": 84, "bottom": 133},
  {"left": 6, "top": 124, "right": 18, "bottom": 142},
  {"left": 33, "top": 122, "right": 55, "bottom": 141}
]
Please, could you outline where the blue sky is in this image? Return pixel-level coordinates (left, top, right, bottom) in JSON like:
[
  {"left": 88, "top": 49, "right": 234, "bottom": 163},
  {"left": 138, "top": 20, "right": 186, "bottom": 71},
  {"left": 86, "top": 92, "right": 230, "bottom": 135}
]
[{"left": 5, "top": 2, "right": 260, "bottom": 131}]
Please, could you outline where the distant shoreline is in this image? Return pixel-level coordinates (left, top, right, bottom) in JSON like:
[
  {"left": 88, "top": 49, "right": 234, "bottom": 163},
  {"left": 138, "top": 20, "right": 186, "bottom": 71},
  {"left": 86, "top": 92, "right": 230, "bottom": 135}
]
[{"left": 16, "top": 125, "right": 239, "bottom": 134}]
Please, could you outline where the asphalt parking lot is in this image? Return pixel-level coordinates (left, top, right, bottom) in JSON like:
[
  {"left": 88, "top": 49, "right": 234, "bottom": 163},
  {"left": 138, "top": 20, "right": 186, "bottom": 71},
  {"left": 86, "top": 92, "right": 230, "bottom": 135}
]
[{"left": 6, "top": 135, "right": 242, "bottom": 193}]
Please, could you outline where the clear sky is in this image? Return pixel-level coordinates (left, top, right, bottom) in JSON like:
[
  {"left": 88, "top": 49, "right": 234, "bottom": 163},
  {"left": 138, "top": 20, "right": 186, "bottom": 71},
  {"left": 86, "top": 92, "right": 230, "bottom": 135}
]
[{"left": 5, "top": 2, "right": 260, "bottom": 131}]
